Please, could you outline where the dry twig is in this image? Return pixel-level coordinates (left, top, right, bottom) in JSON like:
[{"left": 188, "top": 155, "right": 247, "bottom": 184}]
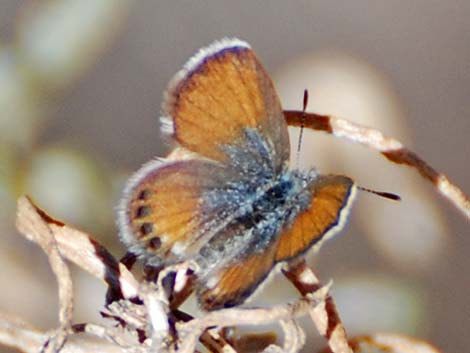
[
  {"left": 285, "top": 111, "right": 470, "bottom": 220},
  {"left": 16, "top": 197, "right": 74, "bottom": 352},
  {"left": 283, "top": 261, "right": 352, "bottom": 353}
]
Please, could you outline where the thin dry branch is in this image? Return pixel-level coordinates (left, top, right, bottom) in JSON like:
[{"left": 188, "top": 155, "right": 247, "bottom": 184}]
[
  {"left": 16, "top": 196, "right": 139, "bottom": 301},
  {"left": 0, "top": 311, "right": 125, "bottom": 353},
  {"left": 176, "top": 288, "right": 328, "bottom": 353},
  {"left": 284, "top": 261, "right": 352, "bottom": 353},
  {"left": 284, "top": 110, "right": 470, "bottom": 220},
  {"left": 278, "top": 320, "right": 306, "bottom": 353},
  {"left": 0, "top": 312, "right": 47, "bottom": 353},
  {"left": 16, "top": 196, "right": 74, "bottom": 352}
]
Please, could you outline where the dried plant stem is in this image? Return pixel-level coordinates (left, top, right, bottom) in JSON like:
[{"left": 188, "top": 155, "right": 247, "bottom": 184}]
[
  {"left": 278, "top": 320, "right": 306, "bottom": 353},
  {"left": 16, "top": 197, "right": 74, "bottom": 352},
  {"left": 177, "top": 288, "right": 329, "bottom": 353},
  {"left": 0, "top": 312, "right": 47, "bottom": 353},
  {"left": 0, "top": 312, "right": 125, "bottom": 353},
  {"left": 284, "top": 260, "right": 353, "bottom": 353},
  {"left": 16, "top": 196, "right": 139, "bottom": 301},
  {"left": 284, "top": 110, "right": 470, "bottom": 220}
]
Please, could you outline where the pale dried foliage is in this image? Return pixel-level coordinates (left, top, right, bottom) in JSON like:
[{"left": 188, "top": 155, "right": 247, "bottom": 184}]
[
  {"left": 2, "top": 114, "right": 468, "bottom": 353},
  {"left": 0, "top": 194, "right": 448, "bottom": 353},
  {"left": 4, "top": 196, "right": 328, "bottom": 353}
]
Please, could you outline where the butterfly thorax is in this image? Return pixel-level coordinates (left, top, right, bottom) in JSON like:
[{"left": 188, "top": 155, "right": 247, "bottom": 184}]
[{"left": 195, "top": 130, "right": 318, "bottom": 276}]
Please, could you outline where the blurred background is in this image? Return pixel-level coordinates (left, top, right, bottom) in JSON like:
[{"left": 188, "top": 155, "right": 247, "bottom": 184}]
[{"left": 0, "top": 1, "right": 469, "bottom": 352}]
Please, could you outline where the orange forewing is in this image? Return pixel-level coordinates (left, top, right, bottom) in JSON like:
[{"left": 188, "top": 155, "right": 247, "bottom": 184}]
[
  {"left": 164, "top": 44, "right": 289, "bottom": 167},
  {"left": 275, "top": 175, "right": 355, "bottom": 262}
]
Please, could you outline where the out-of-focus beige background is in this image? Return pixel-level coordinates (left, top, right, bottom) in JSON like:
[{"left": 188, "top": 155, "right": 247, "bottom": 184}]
[{"left": 0, "top": 1, "right": 469, "bottom": 353}]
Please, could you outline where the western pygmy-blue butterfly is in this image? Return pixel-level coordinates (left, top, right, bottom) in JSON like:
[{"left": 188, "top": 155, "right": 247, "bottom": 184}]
[{"left": 118, "top": 38, "right": 356, "bottom": 310}]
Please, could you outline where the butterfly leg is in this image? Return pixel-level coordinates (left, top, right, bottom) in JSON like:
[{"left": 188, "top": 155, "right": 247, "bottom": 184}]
[
  {"left": 284, "top": 110, "right": 470, "bottom": 220},
  {"left": 283, "top": 260, "right": 353, "bottom": 353}
]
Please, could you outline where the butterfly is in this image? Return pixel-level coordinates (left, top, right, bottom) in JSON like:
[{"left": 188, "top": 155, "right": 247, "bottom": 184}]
[{"left": 117, "top": 38, "right": 356, "bottom": 311}]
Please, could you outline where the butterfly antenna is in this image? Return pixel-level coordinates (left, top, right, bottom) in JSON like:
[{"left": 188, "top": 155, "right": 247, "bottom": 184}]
[
  {"left": 296, "top": 89, "right": 308, "bottom": 168},
  {"left": 358, "top": 186, "right": 401, "bottom": 201}
]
